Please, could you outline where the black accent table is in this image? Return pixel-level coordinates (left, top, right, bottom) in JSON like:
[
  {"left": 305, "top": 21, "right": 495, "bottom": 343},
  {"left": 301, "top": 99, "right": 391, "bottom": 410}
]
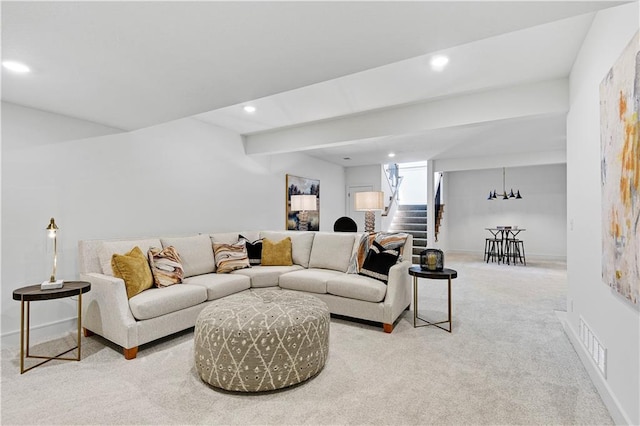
[
  {"left": 408, "top": 266, "right": 458, "bottom": 333},
  {"left": 13, "top": 281, "right": 91, "bottom": 374}
]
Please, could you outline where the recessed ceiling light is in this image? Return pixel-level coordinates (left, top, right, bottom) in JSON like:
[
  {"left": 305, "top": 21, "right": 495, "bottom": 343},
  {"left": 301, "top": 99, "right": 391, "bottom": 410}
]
[
  {"left": 2, "top": 60, "right": 31, "bottom": 73},
  {"left": 243, "top": 105, "right": 256, "bottom": 113},
  {"left": 388, "top": 153, "right": 396, "bottom": 158},
  {"left": 430, "top": 55, "right": 449, "bottom": 72}
]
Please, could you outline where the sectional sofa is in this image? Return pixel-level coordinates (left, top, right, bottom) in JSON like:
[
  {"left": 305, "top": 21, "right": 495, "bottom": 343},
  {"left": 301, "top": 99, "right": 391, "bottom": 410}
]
[{"left": 78, "top": 230, "right": 413, "bottom": 359}]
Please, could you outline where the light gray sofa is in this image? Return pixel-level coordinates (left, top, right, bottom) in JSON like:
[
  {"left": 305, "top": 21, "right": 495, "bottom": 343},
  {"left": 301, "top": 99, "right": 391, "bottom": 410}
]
[{"left": 78, "top": 230, "right": 413, "bottom": 359}]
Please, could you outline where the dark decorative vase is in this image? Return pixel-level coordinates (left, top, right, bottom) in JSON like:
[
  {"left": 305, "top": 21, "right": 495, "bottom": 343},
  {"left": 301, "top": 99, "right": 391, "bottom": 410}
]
[{"left": 420, "top": 248, "right": 444, "bottom": 272}]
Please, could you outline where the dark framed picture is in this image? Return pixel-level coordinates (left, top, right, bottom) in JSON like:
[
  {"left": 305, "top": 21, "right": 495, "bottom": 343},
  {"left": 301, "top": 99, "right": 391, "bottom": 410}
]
[{"left": 286, "top": 174, "right": 320, "bottom": 231}]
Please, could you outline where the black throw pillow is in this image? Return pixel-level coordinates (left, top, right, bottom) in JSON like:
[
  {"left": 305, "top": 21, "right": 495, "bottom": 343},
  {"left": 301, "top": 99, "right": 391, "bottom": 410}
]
[
  {"left": 239, "top": 234, "right": 263, "bottom": 266},
  {"left": 358, "top": 241, "right": 400, "bottom": 283}
]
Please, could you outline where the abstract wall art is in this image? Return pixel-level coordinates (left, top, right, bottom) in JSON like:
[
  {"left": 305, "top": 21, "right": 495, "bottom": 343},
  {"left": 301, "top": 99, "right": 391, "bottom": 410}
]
[{"left": 600, "top": 31, "right": 640, "bottom": 305}]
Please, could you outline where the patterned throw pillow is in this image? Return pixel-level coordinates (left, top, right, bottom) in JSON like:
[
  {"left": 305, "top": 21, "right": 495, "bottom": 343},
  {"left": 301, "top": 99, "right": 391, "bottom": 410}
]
[
  {"left": 239, "top": 234, "right": 263, "bottom": 265},
  {"left": 213, "top": 241, "right": 251, "bottom": 274},
  {"left": 111, "top": 246, "right": 154, "bottom": 299},
  {"left": 148, "top": 246, "right": 184, "bottom": 287},
  {"left": 358, "top": 241, "right": 400, "bottom": 283},
  {"left": 261, "top": 237, "right": 293, "bottom": 266},
  {"left": 347, "top": 232, "right": 409, "bottom": 274}
]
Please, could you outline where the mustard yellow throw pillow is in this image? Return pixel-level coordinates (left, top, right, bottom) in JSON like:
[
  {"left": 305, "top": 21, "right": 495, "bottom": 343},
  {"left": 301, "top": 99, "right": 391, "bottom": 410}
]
[
  {"left": 261, "top": 237, "right": 293, "bottom": 266},
  {"left": 112, "top": 246, "right": 153, "bottom": 299}
]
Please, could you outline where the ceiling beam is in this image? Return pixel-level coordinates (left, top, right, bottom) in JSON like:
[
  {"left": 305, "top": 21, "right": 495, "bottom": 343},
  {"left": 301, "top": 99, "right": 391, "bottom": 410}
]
[
  {"left": 434, "top": 149, "right": 567, "bottom": 173},
  {"left": 243, "top": 78, "right": 568, "bottom": 156}
]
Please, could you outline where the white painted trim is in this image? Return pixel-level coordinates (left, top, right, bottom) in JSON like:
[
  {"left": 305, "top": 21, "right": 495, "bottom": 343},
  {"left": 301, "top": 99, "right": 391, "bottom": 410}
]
[
  {"left": 0, "top": 317, "right": 77, "bottom": 350},
  {"left": 445, "top": 249, "right": 566, "bottom": 262},
  {"left": 557, "top": 312, "right": 631, "bottom": 425}
]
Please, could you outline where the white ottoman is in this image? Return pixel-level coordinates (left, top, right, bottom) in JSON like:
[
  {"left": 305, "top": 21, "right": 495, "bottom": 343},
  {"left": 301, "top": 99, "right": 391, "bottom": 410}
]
[{"left": 194, "top": 288, "right": 330, "bottom": 392}]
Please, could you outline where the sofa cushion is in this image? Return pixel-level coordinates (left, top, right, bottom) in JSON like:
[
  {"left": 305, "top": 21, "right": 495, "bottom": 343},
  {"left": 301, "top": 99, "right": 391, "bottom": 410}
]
[
  {"left": 308, "top": 233, "right": 356, "bottom": 272},
  {"left": 128, "top": 284, "right": 207, "bottom": 320},
  {"left": 279, "top": 269, "right": 344, "bottom": 294},
  {"left": 231, "top": 265, "right": 303, "bottom": 288},
  {"left": 183, "top": 273, "right": 250, "bottom": 300},
  {"left": 210, "top": 231, "right": 260, "bottom": 244},
  {"left": 240, "top": 234, "right": 263, "bottom": 265},
  {"left": 260, "top": 231, "right": 315, "bottom": 267},
  {"left": 261, "top": 237, "right": 293, "bottom": 266},
  {"left": 148, "top": 246, "right": 184, "bottom": 287},
  {"left": 326, "top": 274, "right": 387, "bottom": 303},
  {"left": 98, "top": 238, "right": 162, "bottom": 276},
  {"left": 111, "top": 246, "right": 154, "bottom": 299},
  {"left": 213, "top": 241, "right": 251, "bottom": 273},
  {"left": 358, "top": 241, "right": 400, "bottom": 283},
  {"left": 161, "top": 235, "right": 215, "bottom": 277}
]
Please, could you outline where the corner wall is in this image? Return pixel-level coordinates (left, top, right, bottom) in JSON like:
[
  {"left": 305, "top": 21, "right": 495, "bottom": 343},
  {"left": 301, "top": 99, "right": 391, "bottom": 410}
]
[
  {"left": 1, "top": 102, "right": 345, "bottom": 345},
  {"left": 566, "top": 3, "right": 639, "bottom": 424}
]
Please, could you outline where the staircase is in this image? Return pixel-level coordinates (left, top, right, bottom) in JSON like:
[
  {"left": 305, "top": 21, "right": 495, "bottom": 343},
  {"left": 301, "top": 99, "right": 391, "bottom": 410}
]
[
  {"left": 389, "top": 203, "right": 445, "bottom": 264},
  {"left": 389, "top": 204, "right": 427, "bottom": 264}
]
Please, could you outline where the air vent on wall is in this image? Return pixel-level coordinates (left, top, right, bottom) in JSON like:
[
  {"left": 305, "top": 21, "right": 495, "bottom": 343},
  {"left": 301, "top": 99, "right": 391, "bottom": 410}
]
[{"left": 579, "top": 317, "right": 607, "bottom": 378}]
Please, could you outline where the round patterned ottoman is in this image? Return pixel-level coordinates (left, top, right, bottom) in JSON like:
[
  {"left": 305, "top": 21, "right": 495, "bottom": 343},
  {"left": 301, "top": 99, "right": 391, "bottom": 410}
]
[{"left": 194, "top": 288, "right": 330, "bottom": 392}]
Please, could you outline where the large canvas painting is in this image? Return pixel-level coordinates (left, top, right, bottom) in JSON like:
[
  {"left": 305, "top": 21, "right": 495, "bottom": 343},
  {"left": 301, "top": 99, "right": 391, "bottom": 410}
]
[
  {"left": 600, "top": 31, "right": 640, "bottom": 305},
  {"left": 286, "top": 174, "right": 320, "bottom": 231}
]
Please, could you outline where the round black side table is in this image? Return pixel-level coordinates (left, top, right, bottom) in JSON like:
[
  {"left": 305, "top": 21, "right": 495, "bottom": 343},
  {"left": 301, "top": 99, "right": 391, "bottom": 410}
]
[
  {"left": 13, "top": 281, "right": 91, "bottom": 374},
  {"left": 408, "top": 266, "right": 458, "bottom": 333}
]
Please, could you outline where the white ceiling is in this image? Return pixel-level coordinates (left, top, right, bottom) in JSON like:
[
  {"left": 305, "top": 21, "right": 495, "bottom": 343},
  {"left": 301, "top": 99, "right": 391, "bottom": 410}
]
[{"left": 1, "top": 1, "right": 627, "bottom": 167}]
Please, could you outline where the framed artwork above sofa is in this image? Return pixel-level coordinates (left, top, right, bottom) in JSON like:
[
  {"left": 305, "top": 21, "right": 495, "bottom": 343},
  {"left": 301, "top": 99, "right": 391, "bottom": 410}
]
[{"left": 286, "top": 174, "right": 320, "bottom": 231}]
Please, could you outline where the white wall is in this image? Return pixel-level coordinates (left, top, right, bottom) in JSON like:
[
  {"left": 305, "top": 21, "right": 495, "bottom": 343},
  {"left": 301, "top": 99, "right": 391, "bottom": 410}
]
[
  {"left": 398, "top": 164, "right": 427, "bottom": 204},
  {"left": 345, "top": 164, "right": 383, "bottom": 232},
  {"left": 445, "top": 164, "right": 567, "bottom": 258},
  {"left": 566, "top": 3, "right": 639, "bottom": 424},
  {"left": 1, "top": 103, "right": 345, "bottom": 344}
]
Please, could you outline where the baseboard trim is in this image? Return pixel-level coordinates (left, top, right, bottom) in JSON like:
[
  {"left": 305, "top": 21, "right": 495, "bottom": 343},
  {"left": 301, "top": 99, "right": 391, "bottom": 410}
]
[
  {"left": 0, "top": 317, "right": 77, "bottom": 350},
  {"left": 556, "top": 311, "right": 632, "bottom": 425},
  {"left": 445, "top": 249, "right": 566, "bottom": 261}
]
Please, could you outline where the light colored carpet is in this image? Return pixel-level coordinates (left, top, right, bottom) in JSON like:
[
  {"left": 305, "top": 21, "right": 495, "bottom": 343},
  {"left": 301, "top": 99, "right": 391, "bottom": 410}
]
[{"left": 0, "top": 253, "right": 613, "bottom": 425}]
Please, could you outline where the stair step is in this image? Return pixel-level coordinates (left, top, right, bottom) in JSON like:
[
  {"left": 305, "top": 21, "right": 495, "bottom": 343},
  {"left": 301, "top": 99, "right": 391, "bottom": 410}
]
[
  {"left": 392, "top": 217, "right": 427, "bottom": 224},
  {"left": 412, "top": 247, "right": 426, "bottom": 255},
  {"left": 390, "top": 224, "right": 427, "bottom": 232},
  {"left": 395, "top": 210, "right": 427, "bottom": 217},
  {"left": 403, "top": 231, "right": 427, "bottom": 240},
  {"left": 397, "top": 213, "right": 426, "bottom": 219},
  {"left": 398, "top": 204, "right": 427, "bottom": 211},
  {"left": 413, "top": 238, "right": 427, "bottom": 246}
]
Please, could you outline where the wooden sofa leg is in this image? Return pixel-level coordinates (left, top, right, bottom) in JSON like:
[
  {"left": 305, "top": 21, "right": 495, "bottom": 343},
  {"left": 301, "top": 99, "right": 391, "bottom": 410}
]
[
  {"left": 383, "top": 323, "right": 394, "bottom": 333},
  {"left": 123, "top": 347, "right": 138, "bottom": 360},
  {"left": 83, "top": 327, "right": 94, "bottom": 337}
]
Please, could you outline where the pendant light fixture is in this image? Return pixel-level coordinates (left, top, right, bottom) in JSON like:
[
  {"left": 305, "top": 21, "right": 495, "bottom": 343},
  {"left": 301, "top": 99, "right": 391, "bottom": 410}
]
[{"left": 487, "top": 167, "right": 522, "bottom": 200}]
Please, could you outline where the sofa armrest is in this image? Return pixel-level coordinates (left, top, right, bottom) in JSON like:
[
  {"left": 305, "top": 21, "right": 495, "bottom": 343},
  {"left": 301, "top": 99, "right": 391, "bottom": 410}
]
[
  {"left": 382, "top": 260, "right": 412, "bottom": 325},
  {"left": 80, "top": 272, "right": 139, "bottom": 349}
]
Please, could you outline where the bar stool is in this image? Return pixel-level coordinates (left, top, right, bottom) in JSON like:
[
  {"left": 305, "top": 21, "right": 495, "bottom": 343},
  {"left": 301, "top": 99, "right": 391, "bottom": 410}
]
[
  {"left": 516, "top": 239, "right": 526, "bottom": 265},
  {"left": 505, "top": 238, "right": 526, "bottom": 265},
  {"left": 485, "top": 238, "right": 502, "bottom": 263}
]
